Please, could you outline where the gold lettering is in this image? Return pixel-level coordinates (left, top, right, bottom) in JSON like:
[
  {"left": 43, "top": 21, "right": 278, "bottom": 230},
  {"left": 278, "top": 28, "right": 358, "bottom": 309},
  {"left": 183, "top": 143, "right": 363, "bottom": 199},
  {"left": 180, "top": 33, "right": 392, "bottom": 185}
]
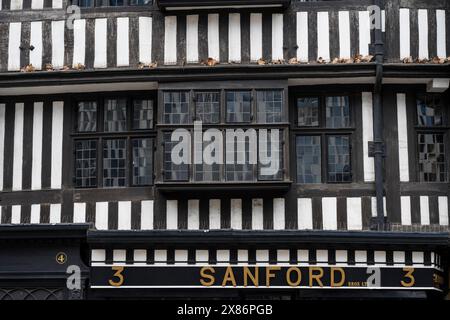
[
  {"left": 286, "top": 267, "right": 302, "bottom": 287},
  {"left": 199, "top": 267, "right": 216, "bottom": 286},
  {"left": 108, "top": 266, "right": 124, "bottom": 287},
  {"left": 309, "top": 267, "right": 324, "bottom": 287},
  {"left": 222, "top": 266, "right": 237, "bottom": 287},
  {"left": 330, "top": 267, "right": 345, "bottom": 287},
  {"left": 401, "top": 268, "right": 415, "bottom": 287},
  {"left": 243, "top": 267, "right": 259, "bottom": 287},
  {"left": 265, "top": 266, "right": 281, "bottom": 287}
]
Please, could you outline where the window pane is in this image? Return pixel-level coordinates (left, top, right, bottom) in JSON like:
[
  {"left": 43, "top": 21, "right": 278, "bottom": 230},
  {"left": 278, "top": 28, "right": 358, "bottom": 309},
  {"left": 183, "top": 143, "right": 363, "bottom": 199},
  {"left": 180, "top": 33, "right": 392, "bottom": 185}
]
[
  {"left": 296, "top": 136, "right": 321, "bottom": 183},
  {"left": 225, "top": 134, "right": 254, "bottom": 181},
  {"left": 78, "top": 0, "right": 93, "bottom": 7},
  {"left": 132, "top": 138, "right": 153, "bottom": 185},
  {"left": 109, "top": 0, "right": 123, "bottom": 6},
  {"left": 133, "top": 99, "right": 153, "bottom": 129},
  {"left": 104, "top": 99, "right": 127, "bottom": 132},
  {"left": 195, "top": 139, "right": 220, "bottom": 182},
  {"left": 327, "top": 135, "right": 352, "bottom": 182},
  {"left": 103, "top": 139, "right": 127, "bottom": 187},
  {"left": 74, "top": 140, "right": 97, "bottom": 187},
  {"left": 163, "top": 92, "right": 190, "bottom": 124},
  {"left": 257, "top": 90, "right": 283, "bottom": 123},
  {"left": 195, "top": 92, "right": 220, "bottom": 124},
  {"left": 417, "top": 95, "right": 445, "bottom": 126},
  {"left": 418, "top": 133, "right": 447, "bottom": 182},
  {"left": 326, "top": 96, "right": 350, "bottom": 128},
  {"left": 297, "top": 97, "right": 319, "bottom": 127},
  {"left": 77, "top": 101, "right": 97, "bottom": 132},
  {"left": 226, "top": 91, "right": 251, "bottom": 123},
  {"left": 163, "top": 132, "right": 189, "bottom": 181},
  {"left": 130, "top": 0, "right": 151, "bottom": 4},
  {"left": 258, "top": 129, "right": 283, "bottom": 180}
]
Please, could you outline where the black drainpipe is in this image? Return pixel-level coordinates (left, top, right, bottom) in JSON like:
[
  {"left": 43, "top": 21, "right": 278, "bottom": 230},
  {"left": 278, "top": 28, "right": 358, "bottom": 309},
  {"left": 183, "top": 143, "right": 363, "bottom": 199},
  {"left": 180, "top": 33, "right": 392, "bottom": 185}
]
[{"left": 371, "top": 0, "right": 387, "bottom": 230}]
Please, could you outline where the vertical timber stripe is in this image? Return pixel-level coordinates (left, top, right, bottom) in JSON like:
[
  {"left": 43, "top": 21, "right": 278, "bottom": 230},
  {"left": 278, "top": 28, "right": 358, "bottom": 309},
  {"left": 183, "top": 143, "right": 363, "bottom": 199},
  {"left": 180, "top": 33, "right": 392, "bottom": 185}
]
[
  {"left": 230, "top": 198, "right": 242, "bottom": 229},
  {"left": 8, "top": 22, "right": 21, "bottom": 71},
  {"left": 371, "top": 197, "right": 387, "bottom": 217},
  {"left": 401, "top": 196, "right": 412, "bottom": 225},
  {"left": 29, "top": 21, "right": 42, "bottom": 70},
  {"left": 49, "top": 203, "right": 61, "bottom": 223},
  {"left": 209, "top": 199, "right": 221, "bottom": 229},
  {"left": 438, "top": 197, "right": 448, "bottom": 226},
  {"left": 347, "top": 198, "right": 362, "bottom": 230},
  {"left": 73, "top": 19, "right": 86, "bottom": 67},
  {"left": 436, "top": 10, "right": 446, "bottom": 58},
  {"left": 31, "top": 102, "right": 43, "bottom": 190},
  {"left": 166, "top": 199, "right": 177, "bottom": 229},
  {"left": 31, "top": 0, "right": 43, "bottom": 9},
  {"left": 396, "top": 93, "right": 409, "bottom": 182},
  {"left": 164, "top": 16, "right": 177, "bottom": 65},
  {"left": 186, "top": 15, "right": 199, "bottom": 63},
  {"left": 118, "top": 201, "right": 131, "bottom": 230},
  {"left": 252, "top": 198, "right": 263, "bottom": 230},
  {"left": 141, "top": 200, "right": 154, "bottom": 229},
  {"left": 30, "top": 204, "right": 40, "bottom": 223},
  {"left": 12, "top": 103, "right": 24, "bottom": 191},
  {"left": 271, "top": 13, "right": 283, "bottom": 61},
  {"left": 228, "top": 13, "right": 241, "bottom": 63},
  {"left": 399, "top": 8, "right": 410, "bottom": 59},
  {"left": 418, "top": 9, "right": 428, "bottom": 59},
  {"left": 94, "top": 18, "right": 107, "bottom": 68},
  {"left": 187, "top": 199, "right": 199, "bottom": 230},
  {"left": 250, "top": 13, "right": 262, "bottom": 62},
  {"left": 139, "top": 17, "right": 152, "bottom": 64},
  {"left": 52, "top": 0, "right": 61, "bottom": 8},
  {"left": 116, "top": 17, "right": 129, "bottom": 67},
  {"left": 362, "top": 92, "right": 375, "bottom": 182},
  {"left": 322, "top": 197, "right": 337, "bottom": 230},
  {"left": 273, "top": 198, "right": 285, "bottom": 230},
  {"left": 51, "top": 101, "right": 63, "bottom": 189},
  {"left": 95, "top": 202, "right": 108, "bottom": 230},
  {"left": 207, "top": 14, "right": 220, "bottom": 61},
  {"left": 297, "top": 198, "right": 313, "bottom": 230},
  {"left": 316, "top": 12, "right": 329, "bottom": 61},
  {"left": 0, "top": 104, "right": 4, "bottom": 191},
  {"left": 420, "top": 196, "right": 430, "bottom": 225},
  {"left": 358, "top": 10, "right": 370, "bottom": 56},
  {"left": 10, "top": 0, "right": 22, "bottom": 10},
  {"left": 74, "top": 203, "right": 86, "bottom": 223},
  {"left": 296, "top": 11, "right": 308, "bottom": 62},
  {"left": 51, "top": 21, "right": 64, "bottom": 69},
  {"left": 11, "top": 205, "right": 21, "bottom": 224},
  {"left": 338, "top": 11, "right": 350, "bottom": 58}
]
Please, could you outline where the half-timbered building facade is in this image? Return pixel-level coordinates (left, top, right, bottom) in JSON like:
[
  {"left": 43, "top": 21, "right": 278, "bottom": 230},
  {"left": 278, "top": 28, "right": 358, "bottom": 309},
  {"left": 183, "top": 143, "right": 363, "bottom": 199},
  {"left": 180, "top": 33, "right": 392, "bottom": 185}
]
[{"left": 0, "top": 0, "right": 449, "bottom": 299}]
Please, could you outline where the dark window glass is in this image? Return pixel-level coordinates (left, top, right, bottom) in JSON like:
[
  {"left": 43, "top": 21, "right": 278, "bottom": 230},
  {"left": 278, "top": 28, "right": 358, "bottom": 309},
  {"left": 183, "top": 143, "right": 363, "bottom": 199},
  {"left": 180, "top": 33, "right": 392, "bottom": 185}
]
[
  {"left": 104, "top": 99, "right": 127, "bottom": 132},
  {"left": 109, "top": 0, "right": 124, "bottom": 6},
  {"left": 195, "top": 140, "right": 220, "bottom": 181},
  {"left": 296, "top": 136, "right": 321, "bottom": 183},
  {"left": 326, "top": 96, "right": 350, "bottom": 128},
  {"left": 417, "top": 96, "right": 445, "bottom": 126},
  {"left": 226, "top": 91, "right": 251, "bottom": 123},
  {"left": 103, "top": 139, "right": 127, "bottom": 187},
  {"left": 418, "top": 133, "right": 447, "bottom": 182},
  {"left": 327, "top": 135, "right": 351, "bottom": 182},
  {"left": 133, "top": 99, "right": 153, "bottom": 129},
  {"left": 74, "top": 140, "right": 97, "bottom": 187},
  {"left": 297, "top": 97, "right": 319, "bottom": 127},
  {"left": 130, "top": 0, "right": 152, "bottom": 5},
  {"left": 163, "top": 133, "right": 189, "bottom": 181},
  {"left": 195, "top": 92, "right": 220, "bottom": 124},
  {"left": 78, "top": 0, "right": 93, "bottom": 7},
  {"left": 225, "top": 134, "right": 254, "bottom": 181},
  {"left": 258, "top": 130, "right": 283, "bottom": 180},
  {"left": 132, "top": 138, "right": 153, "bottom": 185},
  {"left": 163, "top": 91, "right": 190, "bottom": 124},
  {"left": 77, "top": 101, "right": 97, "bottom": 132},
  {"left": 257, "top": 90, "right": 283, "bottom": 123}
]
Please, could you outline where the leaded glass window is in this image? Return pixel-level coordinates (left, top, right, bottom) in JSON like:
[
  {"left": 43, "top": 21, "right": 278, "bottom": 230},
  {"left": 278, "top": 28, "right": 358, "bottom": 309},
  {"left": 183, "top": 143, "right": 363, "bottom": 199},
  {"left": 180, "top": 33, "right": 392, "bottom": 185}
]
[
  {"left": 327, "top": 135, "right": 351, "bottom": 182},
  {"left": 77, "top": 101, "right": 97, "bottom": 132},
  {"left": 297, "top": 97, "right": 319, "bottom": 127},
  {"left": 226, "top": 91, "right": 251, "bottom": 123},
  {"left": 163, "top": 132, "right": 189, "bottom": 181},
  {"left": 74, "top": 140, "right": 97, "bottom": 187},
  {"left": 104, "top": 98, "right": 127, "bottom": 132},
  {"left": 296, "top": 136, "right": 321, "bottom": 183},
  {"left": 195, "top": 92, "right": 220, "bottom": 124},
  {"left": 133, "top": 99, "right": 154, "bottom": 129},
  {"left": 257, "top": 90, "right": 283, "bottom": 123},
  {"left": 326, "top": 96, "right": 350, "bottom": 128},
  {"left": 163, "top": 91, "right": 190, "bottom": 124},
  {"left": 132, "top": 138, "right": 153, "bottom": 185},
  {"left": 418, "top": 133, "right": 447, "bottom": 182},
  {"left": 103, "top": 139, "right": 127, "bottom": 187}
]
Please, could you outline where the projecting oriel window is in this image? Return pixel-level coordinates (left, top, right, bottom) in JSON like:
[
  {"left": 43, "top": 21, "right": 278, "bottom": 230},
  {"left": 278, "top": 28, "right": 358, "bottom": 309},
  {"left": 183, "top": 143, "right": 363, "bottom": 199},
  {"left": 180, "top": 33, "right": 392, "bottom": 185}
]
[
  {"left": 295, "top": 94, "right": 353, "bottom": 183},
  {"left": 257, "top": 90, "right": 283, "bottom": 123},
  {"left": 195, "top": 92, "right": 220, "bottom": 124},
  {"left": 73, "top": 95, "right": 155, "bottom": 188},
  {"left": 415, "top": 94, "right": 448, "bottom": 183},
  {"left": 74, "top": 140, "right": 97, "bottom": 188},
  {"left": 76, "top": 101, "right": 97, "bottom": 132},
  {"left": 163, "top": 91, "right": 190, "bottom": 124},
  {"left": 226, "top": 91, "right": 252, "bottom": 123}
]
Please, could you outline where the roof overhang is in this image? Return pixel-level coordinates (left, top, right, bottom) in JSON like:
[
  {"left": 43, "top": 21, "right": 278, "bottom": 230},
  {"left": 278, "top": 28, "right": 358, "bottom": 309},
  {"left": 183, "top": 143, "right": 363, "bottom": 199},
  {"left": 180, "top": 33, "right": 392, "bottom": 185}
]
[{"left": 157, "top": 0, "right": 291, "bottom": 11}]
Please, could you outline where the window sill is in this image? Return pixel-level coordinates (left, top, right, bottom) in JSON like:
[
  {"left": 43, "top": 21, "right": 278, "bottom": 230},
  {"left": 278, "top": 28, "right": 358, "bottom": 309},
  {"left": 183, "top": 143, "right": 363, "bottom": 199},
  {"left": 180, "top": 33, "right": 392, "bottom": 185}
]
[{"left": 155, "top": 181, "right": 292, "bottom": 193}]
